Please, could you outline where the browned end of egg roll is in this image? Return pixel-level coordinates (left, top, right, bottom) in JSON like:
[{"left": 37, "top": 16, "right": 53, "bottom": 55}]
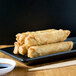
[
  {"left": 16, "top": 32, "right": 31, "bottom": 45},
  {"left": 28, "top": 41, "right": 73, "bottom": 58},
  {"left": 25, "top": 29, "right": 70, "bottom": 49},
  {"left": 13, "top": 42, "right": 20, "bottom": 54},
  {"left": 19, "top": 44, "right": 27, "bottom": 55}
]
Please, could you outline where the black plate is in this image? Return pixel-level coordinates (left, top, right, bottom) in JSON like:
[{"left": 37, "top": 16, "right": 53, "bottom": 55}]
[{"left": 0, "top": 37, "right": 76, "bottom": 65}]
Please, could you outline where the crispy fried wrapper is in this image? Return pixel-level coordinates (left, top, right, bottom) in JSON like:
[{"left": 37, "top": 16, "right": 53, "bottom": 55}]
[
  {"left": 25, "top": 29, "right": 70, "bottom": 49},
  {"left": 16, "top": 29, "right": 56, "bottom": 45},
  {"left": 28, "top": 41, "right": 73, "bottom": 58},
  {"left": 13, "top": 42, "right": 20, "bottom": 54},
  {"left": 16, "top": 32, "right": 30, "bottom": 45},
  {"left": 15, "top": 29, "right": 56, "bottom": 55},
  {"left": 19, "top": 44, "right": 27, "bottom": 55}
]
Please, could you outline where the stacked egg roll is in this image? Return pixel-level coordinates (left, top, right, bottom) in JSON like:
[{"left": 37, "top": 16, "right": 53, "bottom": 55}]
[
  {"left": 13, "top": 29, "right": 73, "bottom": 58},
  {"left": 28, "top": 41, "right": 73, "bottom": 58}
]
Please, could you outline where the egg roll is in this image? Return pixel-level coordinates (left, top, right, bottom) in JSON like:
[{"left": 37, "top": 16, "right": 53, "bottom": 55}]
[
  {"left": 13, "top": 42, "right": 20, "bottom": 54},
  {"left": 16, "top": 29, "right": 55, "bottom": 45},
  {"left": 15, "top": 29, "right": 56, "bottom": 55},
  {"left": 28, "top": 41, "right": 73, "bottom": 58},
  {"left": 16, "top": 32, "right": 30, "bottom": 45},
  {"left": 19, "top": 44, "right": 27, "bottom": 55},
  {"left": 25, "top": 29, "right": 70, "bottom": 49}
]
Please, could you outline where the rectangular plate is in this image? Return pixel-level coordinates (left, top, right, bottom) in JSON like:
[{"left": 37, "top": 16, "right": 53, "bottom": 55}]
[{"left": 0, "top": 37, "right": 76, "bottom": 65}]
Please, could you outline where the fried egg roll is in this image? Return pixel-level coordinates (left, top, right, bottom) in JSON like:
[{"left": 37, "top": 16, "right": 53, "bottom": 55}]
[
  {"left": 25, "top": 29, "right": 70, "bottom": 49},
  {"left": 28, "top": 41, "right": 73, "bottom": 58},
  {"left": 19, "top": 44, "right": 27, "bottom": 55},
  {"left": 16, "top": 29, "right": 55, "bottom": 45},
  {"left": 13, "top": 42, "right": 20, "bottom": 54},
  {"left": 16, "top": 32, "right": 30, "bottom": 45}
]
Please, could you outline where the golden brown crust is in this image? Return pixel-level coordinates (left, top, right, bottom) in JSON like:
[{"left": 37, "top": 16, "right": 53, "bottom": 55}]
[
  {"left": 13, "top": 42, "right": 20, "bottom": 54},
  {"left": 27, "top": 48, "right": 39, "bottom": 58},
  {"left": 16, "top": 33, "right": 21, "bottom": 42},
  {"left": 16, "top": 32, "right": 31, "bottom": 45},
  {"left": 19, "top": 44, "right": 27, "bottom": 55},
  {"left": 25, "top": 29, "right": 71, "bottom": 48},
  {"left": 14, "top": 29, "right": 71, "bottom": 56},
  {"left": 16, "top": 29, "right": 56, "bottom": 45},
  {"left": 28, "top": 41, "right": 73, "bottom": 58}
]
